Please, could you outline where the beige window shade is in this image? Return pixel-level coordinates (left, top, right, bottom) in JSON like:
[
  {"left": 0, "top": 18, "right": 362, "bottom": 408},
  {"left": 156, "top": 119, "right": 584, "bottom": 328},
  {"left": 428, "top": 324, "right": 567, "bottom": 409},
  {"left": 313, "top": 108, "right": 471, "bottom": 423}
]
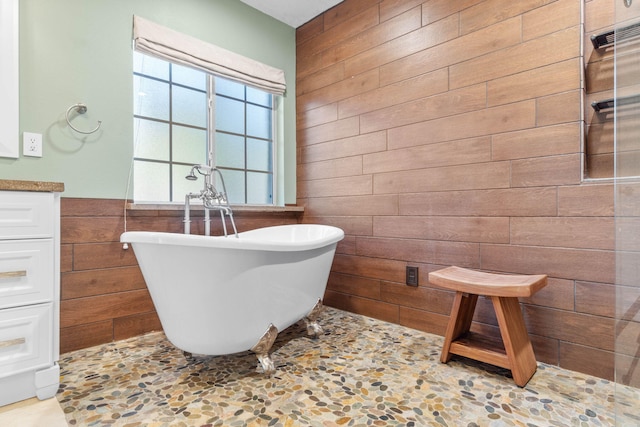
[{"left": 132, "top": 15, "right": 286, "bottom": 95}]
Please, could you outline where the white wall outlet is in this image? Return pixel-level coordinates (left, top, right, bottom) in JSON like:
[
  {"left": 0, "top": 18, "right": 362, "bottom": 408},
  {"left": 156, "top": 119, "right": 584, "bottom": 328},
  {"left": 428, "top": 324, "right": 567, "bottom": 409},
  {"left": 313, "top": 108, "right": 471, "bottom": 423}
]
[{"left": 23, "top": 132, "right": 43, "bottom": 157}]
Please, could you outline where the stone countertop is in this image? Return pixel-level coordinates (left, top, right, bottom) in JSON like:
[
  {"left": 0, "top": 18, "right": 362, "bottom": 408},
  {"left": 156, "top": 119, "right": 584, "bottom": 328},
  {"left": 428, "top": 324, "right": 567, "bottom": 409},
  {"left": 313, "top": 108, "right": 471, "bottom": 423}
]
[{"left": 0, "top": 179, "right": 65, "bottom": 192}]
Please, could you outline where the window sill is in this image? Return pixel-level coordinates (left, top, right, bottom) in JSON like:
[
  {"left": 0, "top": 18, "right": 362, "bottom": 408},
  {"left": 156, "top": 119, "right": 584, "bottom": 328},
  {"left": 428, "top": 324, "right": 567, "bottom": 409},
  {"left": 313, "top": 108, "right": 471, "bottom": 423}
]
[{"left": 126, "top": 202, "right": 304, "bottom": 215}]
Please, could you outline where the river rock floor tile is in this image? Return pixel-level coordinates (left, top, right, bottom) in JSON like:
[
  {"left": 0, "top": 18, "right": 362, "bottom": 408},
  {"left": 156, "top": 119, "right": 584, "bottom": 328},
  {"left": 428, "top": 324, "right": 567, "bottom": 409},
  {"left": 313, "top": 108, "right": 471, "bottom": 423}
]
[{"left": 57, "top": 308, "right": 639, "bottom": 426}]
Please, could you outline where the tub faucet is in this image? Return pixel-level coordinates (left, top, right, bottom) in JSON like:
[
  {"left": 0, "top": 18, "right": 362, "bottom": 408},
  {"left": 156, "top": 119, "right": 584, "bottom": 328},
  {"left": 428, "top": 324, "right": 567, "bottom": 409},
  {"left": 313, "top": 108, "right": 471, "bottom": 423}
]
[{"left": 184, "top": 165, "right": 238, "bottom": 237}]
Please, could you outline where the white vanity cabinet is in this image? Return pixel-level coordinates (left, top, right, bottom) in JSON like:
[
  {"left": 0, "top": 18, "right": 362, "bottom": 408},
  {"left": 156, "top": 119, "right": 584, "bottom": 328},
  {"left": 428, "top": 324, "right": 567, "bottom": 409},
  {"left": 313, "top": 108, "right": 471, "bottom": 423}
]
[{"left": 0, "top": 184, "right": 63, "bottom": 407}]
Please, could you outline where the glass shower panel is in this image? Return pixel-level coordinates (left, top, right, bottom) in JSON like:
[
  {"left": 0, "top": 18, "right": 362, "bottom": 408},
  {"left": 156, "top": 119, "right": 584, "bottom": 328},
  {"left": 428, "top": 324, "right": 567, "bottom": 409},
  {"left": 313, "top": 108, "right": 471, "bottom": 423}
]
[{"left": 615, "top": 0, "right": 640, "bottom": 424}]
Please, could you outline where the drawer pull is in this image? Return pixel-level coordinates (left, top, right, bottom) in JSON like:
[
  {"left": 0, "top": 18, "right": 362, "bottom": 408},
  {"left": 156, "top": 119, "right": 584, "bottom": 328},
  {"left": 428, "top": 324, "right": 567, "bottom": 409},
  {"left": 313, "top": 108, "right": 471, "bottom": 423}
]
[
  {"left": 0, "top": 270, "right": 27, "bottom": 279},
  {"left": 0, "top": 337, "right": 26, "bottom": 349}
]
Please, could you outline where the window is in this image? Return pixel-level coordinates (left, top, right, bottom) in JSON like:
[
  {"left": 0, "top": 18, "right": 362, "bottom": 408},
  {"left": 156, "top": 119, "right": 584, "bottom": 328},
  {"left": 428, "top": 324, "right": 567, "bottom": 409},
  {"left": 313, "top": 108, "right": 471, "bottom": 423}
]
[{"left": 133, "top": 51, "right": 275, "bottom": 205}]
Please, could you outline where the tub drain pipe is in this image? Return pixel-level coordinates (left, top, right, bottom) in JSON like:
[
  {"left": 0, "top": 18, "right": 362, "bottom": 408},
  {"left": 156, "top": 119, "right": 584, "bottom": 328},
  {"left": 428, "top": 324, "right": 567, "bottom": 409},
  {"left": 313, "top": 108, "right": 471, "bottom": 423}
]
[
  {"left": 204, "top": 209, "right": 211, "bottom": 236},
  {"left": 184, "top": 194, "right": 192, "bottom": 234},
  {"left": 184, "top": 192, "right": 202, "bottom": 235}
]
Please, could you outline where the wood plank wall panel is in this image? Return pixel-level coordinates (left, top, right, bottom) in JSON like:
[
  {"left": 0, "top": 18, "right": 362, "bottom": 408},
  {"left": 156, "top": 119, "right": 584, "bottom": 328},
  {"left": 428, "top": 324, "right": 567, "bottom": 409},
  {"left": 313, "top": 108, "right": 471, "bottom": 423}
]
[
  {"left": 297, "top": 0, "right": 638, "bottom": 384},
  {"left": 59, "top": 197, "right": 301, "bottom": 354}
]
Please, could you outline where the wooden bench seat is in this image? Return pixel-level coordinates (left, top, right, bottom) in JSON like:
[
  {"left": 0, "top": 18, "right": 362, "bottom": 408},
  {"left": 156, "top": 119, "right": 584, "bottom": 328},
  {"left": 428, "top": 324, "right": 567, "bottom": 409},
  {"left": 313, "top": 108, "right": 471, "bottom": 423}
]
[{"left": 428, "top": 266, "right": 547, "bottom": 387}]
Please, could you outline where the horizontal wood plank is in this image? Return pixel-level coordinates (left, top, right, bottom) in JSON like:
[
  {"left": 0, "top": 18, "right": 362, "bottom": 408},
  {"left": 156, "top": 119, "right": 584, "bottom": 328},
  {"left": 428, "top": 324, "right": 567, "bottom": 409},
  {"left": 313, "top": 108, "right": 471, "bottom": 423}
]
[
  {"left": 60, "top": 289, "right": 156, "bottom": 328},
  {"left": 522, "top": 0, "right": 581, "bottom": 41},
  {"left": 387, "top": 101, "right": 536, "bottom": 150},
  {"left": 360, "top": 83, "right": 487, "bottom": 134},
  {"left": 356, "top": 236, "right": 480, "bottom": 268},
  {"left": 346, "top": 14, "right": 459, "bottom": 78},
  {"left": 364, "top": 136, "right": 491, "bottom": 174},
  {"left": 300, "top": 131, "right": 387, "bottom": 163},
  {"left": 324, "top": 290, "right": 399, "bottom": 324},
  {"left": 480, "top": 244, "right": 615, "bottom": 283},
  {"left": 380, "top": 16, "right": 521, "bottom": 86},
  {"left": 510, "top": 217, "right": 614, "bottom": 250},
  {"left": 61, "top": 266, "right": 146, "bottom": 300},
  {"left": 373, "top": 215, "right": 509, "bottom": 244},
  {"left": 60, "top": 321, "right": 113, "bottom": 354},
  {"left": 487, "top": 58, "right": 581, "bottom": 107},
  {"left": 113, "top": 312, "right": 162, "bottom": 341},
  {"left": 559, "top": 342, "right": 614, "bottom": 381},
  {"left": 399, "top": 187, "right": 558, "bottom": 217},
  {"left": 557, "top": 184, "right": 614, "bottom": 217},
  {"left": 374, "top": 161, "right": 510, "bottom": 194},
  {"left": 536, "top": 90, "right": 582, "bottom": 126},
  {"left": 491, "top": 123, "right": 581, "bottom": 161},
  {"left": 72, "top": 242, "right": 138, "bottom": 270},
  {"left": 510, "top": 154, "right": 582, "bottom": 187}
]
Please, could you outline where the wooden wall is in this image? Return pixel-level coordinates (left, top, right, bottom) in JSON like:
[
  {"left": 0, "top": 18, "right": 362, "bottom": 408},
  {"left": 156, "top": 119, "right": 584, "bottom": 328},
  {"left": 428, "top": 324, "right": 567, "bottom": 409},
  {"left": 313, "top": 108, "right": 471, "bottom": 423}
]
[
  {"left": 59, "top": 198, "right": 300, "bottom": 354},
  {"left": 296, "top": 0, "right": 638, "bottom": 384}
]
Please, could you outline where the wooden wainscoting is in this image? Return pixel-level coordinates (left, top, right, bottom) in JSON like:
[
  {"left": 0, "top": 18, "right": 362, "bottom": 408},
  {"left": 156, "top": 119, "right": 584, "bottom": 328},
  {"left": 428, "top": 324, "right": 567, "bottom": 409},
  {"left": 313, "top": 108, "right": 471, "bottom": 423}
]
[{"left": 59, "top": 197, "right": 301, "bottom": 354}]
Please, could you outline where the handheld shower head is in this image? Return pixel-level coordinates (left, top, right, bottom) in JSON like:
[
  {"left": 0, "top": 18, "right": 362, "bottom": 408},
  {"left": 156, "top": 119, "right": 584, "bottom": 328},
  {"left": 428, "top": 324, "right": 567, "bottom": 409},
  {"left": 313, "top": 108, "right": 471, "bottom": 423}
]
[{"left": 186, "top": 164, "right": 215, "bottom": 181}]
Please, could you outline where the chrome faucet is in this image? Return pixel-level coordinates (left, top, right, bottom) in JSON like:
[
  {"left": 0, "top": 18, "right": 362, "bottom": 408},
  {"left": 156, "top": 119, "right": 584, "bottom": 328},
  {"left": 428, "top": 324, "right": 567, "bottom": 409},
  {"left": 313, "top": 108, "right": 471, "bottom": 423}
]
[{"left": 184, "top": 165, "right": 238, "bottom": 237}]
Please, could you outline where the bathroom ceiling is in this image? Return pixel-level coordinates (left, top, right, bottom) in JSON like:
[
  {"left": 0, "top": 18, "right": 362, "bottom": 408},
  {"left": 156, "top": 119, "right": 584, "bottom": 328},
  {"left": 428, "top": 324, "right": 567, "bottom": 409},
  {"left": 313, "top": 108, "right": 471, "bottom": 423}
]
[{"left": 238, "top": 0, "right": 344, "bottom": 28}]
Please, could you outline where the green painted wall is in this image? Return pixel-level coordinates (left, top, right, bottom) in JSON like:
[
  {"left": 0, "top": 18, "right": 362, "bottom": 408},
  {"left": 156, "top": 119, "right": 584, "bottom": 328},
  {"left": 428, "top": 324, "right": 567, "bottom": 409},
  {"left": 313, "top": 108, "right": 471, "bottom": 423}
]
[{"left": 1, "top": 0, "right": 296, "bottom": 202}]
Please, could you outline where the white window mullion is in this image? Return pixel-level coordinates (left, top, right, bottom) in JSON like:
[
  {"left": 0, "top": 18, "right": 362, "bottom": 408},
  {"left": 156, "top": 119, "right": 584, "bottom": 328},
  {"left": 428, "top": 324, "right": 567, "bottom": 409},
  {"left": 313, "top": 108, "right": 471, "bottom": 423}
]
[{"left": 207, "top": 75, "right": 215, "bottom": 168}]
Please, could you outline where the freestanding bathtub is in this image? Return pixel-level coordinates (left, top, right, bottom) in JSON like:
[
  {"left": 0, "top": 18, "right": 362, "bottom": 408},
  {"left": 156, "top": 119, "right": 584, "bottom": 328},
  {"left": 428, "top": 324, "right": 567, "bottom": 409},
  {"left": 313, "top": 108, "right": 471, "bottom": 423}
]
[{"left": 120, "top": 224, "right": 344, "bottom": 373}]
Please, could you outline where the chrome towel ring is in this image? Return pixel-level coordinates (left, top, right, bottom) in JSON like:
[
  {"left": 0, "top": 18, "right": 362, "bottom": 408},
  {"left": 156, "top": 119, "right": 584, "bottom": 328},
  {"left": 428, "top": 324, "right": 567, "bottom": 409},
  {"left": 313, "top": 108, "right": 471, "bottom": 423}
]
[{"left": 65, "top": 103, "right": 102, "bottom": 135}]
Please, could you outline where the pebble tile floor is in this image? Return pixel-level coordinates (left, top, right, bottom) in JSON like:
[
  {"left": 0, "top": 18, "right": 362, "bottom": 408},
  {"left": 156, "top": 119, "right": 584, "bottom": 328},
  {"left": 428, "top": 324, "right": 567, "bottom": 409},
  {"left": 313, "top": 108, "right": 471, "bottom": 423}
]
[{"left": 57, "top": 308, "right": 640, "bottom": 426}]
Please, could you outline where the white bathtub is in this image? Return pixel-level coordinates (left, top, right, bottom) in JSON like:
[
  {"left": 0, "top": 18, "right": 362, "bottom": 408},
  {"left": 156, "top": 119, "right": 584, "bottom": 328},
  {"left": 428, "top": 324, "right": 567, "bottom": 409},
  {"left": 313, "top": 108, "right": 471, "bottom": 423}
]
[{"left": 120, "top": 224, "right": 344, "bottom": 373}]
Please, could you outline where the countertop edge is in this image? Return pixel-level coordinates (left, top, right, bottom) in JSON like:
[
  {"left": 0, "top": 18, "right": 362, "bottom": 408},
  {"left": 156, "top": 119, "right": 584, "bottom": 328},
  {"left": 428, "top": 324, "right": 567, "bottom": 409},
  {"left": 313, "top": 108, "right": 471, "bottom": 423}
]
[{"left": 0, "top": 180, "right": 65, "bottom": 193}]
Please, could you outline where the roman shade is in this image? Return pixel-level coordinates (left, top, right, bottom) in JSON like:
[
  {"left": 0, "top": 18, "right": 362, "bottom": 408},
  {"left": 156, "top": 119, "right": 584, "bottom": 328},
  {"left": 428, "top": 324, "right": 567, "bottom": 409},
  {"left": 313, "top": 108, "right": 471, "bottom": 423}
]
[{"left": 132, "top": 15, "right": 286, "bottom": 95}]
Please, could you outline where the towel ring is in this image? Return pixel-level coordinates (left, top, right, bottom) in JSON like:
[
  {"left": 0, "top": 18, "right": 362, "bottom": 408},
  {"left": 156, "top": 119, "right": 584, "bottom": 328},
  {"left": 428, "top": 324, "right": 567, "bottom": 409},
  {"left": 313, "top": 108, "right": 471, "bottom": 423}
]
[{"left": 65, "top": 103, "right": 102, "bottom": 135}]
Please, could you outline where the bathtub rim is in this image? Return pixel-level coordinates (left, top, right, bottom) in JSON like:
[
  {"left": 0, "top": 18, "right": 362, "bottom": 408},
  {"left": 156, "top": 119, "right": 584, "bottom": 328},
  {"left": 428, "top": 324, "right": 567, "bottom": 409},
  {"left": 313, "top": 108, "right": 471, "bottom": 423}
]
[{"left": 121, "top": 223, "right": 344, "bottom": 252}]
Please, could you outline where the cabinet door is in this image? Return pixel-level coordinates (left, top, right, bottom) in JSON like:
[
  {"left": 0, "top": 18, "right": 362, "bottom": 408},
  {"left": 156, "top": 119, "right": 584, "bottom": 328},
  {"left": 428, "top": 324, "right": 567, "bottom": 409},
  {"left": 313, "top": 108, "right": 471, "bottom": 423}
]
[
  {"left": 0, "top": 303, "right": 53, "bottom": 379},
  {"left": 0, "top": 192, "right": 54, "bottom": 239},
  {"left": 0, "top": 240, "right": 53, "bottom": 309}
]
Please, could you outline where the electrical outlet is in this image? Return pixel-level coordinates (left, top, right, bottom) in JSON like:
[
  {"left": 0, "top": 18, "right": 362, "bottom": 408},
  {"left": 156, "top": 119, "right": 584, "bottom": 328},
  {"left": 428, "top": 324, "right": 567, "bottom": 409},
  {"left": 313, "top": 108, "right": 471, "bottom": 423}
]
[
  {"left": 23, "top": 132, "right": 43, "bottom": 157},
  {"left": 406, "top": 266, "right": 419, "bottom": 287}
]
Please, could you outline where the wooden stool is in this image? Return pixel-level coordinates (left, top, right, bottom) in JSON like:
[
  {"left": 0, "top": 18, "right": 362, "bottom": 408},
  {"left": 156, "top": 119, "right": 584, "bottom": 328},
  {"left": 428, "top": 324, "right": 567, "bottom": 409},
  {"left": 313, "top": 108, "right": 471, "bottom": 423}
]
[{"left": 428, "top": 266, "right": 547, "bottom": 387}]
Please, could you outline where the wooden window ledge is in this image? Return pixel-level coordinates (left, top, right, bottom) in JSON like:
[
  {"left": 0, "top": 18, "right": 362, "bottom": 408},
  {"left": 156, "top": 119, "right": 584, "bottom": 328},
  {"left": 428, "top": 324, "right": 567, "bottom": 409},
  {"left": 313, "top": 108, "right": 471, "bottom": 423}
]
[{"left": 126, "top": 202, "right": 304, "bottom": 215}]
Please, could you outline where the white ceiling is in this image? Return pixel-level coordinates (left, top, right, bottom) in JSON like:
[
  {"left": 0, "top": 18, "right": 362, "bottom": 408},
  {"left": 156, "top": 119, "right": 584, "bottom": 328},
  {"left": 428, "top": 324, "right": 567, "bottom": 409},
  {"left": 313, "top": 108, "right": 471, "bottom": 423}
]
[{"left": 239, "top": 0, "right": 344, "bottom": 28}]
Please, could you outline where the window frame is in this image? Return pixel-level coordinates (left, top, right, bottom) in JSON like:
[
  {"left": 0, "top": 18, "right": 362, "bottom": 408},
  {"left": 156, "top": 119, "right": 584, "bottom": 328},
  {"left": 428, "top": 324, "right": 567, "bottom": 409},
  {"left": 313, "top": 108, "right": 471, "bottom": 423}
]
[{"left": 132, "top": 51, "right": 277, "bottom": 206}]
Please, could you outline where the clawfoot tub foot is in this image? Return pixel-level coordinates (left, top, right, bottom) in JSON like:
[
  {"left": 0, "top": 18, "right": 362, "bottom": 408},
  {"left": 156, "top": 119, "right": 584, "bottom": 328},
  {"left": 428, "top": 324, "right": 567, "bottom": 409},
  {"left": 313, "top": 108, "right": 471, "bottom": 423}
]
[
  {"left": 183, "top": 351, "right": 193, "bottom": 359},
  {"left": 251, "top": 324, "right": 279, "bottom": 375},
  {"left": 304, "top": 299, "right": 324, "bottom": 338}
]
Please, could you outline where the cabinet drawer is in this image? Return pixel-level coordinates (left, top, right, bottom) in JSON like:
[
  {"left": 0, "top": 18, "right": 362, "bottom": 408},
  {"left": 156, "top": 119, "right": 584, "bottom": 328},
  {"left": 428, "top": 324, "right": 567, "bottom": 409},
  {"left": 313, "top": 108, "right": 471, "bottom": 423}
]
[
  {"left": 0, "top": 192, "right": 54, "bottom": 239},
  {"left": 0, "top": 303, "right": 53, "bottom": 379},
  {"left": 0, "top": 240, "right": 53, "bottom": 309}
]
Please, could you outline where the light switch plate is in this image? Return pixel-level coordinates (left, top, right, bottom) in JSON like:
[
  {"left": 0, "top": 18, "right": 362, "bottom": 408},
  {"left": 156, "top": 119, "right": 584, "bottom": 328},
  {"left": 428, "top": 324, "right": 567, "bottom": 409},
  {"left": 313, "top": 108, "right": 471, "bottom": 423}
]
[{"left": 23, "top": 132, "right": 42, "bottom": 157}]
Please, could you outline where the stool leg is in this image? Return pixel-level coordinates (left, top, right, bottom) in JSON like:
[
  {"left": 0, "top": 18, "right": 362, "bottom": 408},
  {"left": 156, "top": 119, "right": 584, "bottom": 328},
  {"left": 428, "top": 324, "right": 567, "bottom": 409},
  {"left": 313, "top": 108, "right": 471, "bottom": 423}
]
[
  {"left": 491, "top": 296, "right": 538, "bottom": 387},
  {"left": 441, "top": 292, "right": 478, "bottom": 363}
]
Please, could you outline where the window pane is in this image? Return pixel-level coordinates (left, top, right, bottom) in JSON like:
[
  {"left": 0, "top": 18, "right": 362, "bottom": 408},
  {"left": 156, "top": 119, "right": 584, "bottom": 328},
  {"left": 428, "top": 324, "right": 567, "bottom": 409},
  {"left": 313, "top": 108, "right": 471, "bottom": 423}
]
[
  {"left": 172, "top": 164, "right": 203, "bottom": 202},
  {"left": 247, "top": 172, "right": 272, "bottom": 204},
  {"left": 133, "top": 51, "right": 169, "bottom": 80},
  {"left": 247, "top": 138, "right": 271, "bottom": 171},
  {"left": 173, "top": 86, "right": 207, "bottom": 127},
  {"left": 172, "top": 64, "right": 206, "bottom": 90},
  {"left": 173, "top": 125, "right": 207, "bottom": 165},
  {"left": 134, "top": 76, "right": 169, "bottom": 120},
  {"left": 134, "top": 161, "right": 169, "bottom": 202},
  {"left": 216, "top": 96, "right": 245, "bottom": 134},
  {"left": 246, "top": 86, "right": 271, "bottom": 107},
  {"left": 215, "top": 132, "right": 244, "bottom": 169},
  {"left": 215, "top": 77, "right": 244, "bottom": 99},
  {"left": 132, "top": 51, "right": 275, "bottom": 206},
  {"left": 247, "top": 104, "right": 271, "bottom": 139},
  {"left": 133, "top": 119, "right": 169, "bottom": 161},
  {"left": 218, "top": 169, "right": 245, "bottom": 204}
]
